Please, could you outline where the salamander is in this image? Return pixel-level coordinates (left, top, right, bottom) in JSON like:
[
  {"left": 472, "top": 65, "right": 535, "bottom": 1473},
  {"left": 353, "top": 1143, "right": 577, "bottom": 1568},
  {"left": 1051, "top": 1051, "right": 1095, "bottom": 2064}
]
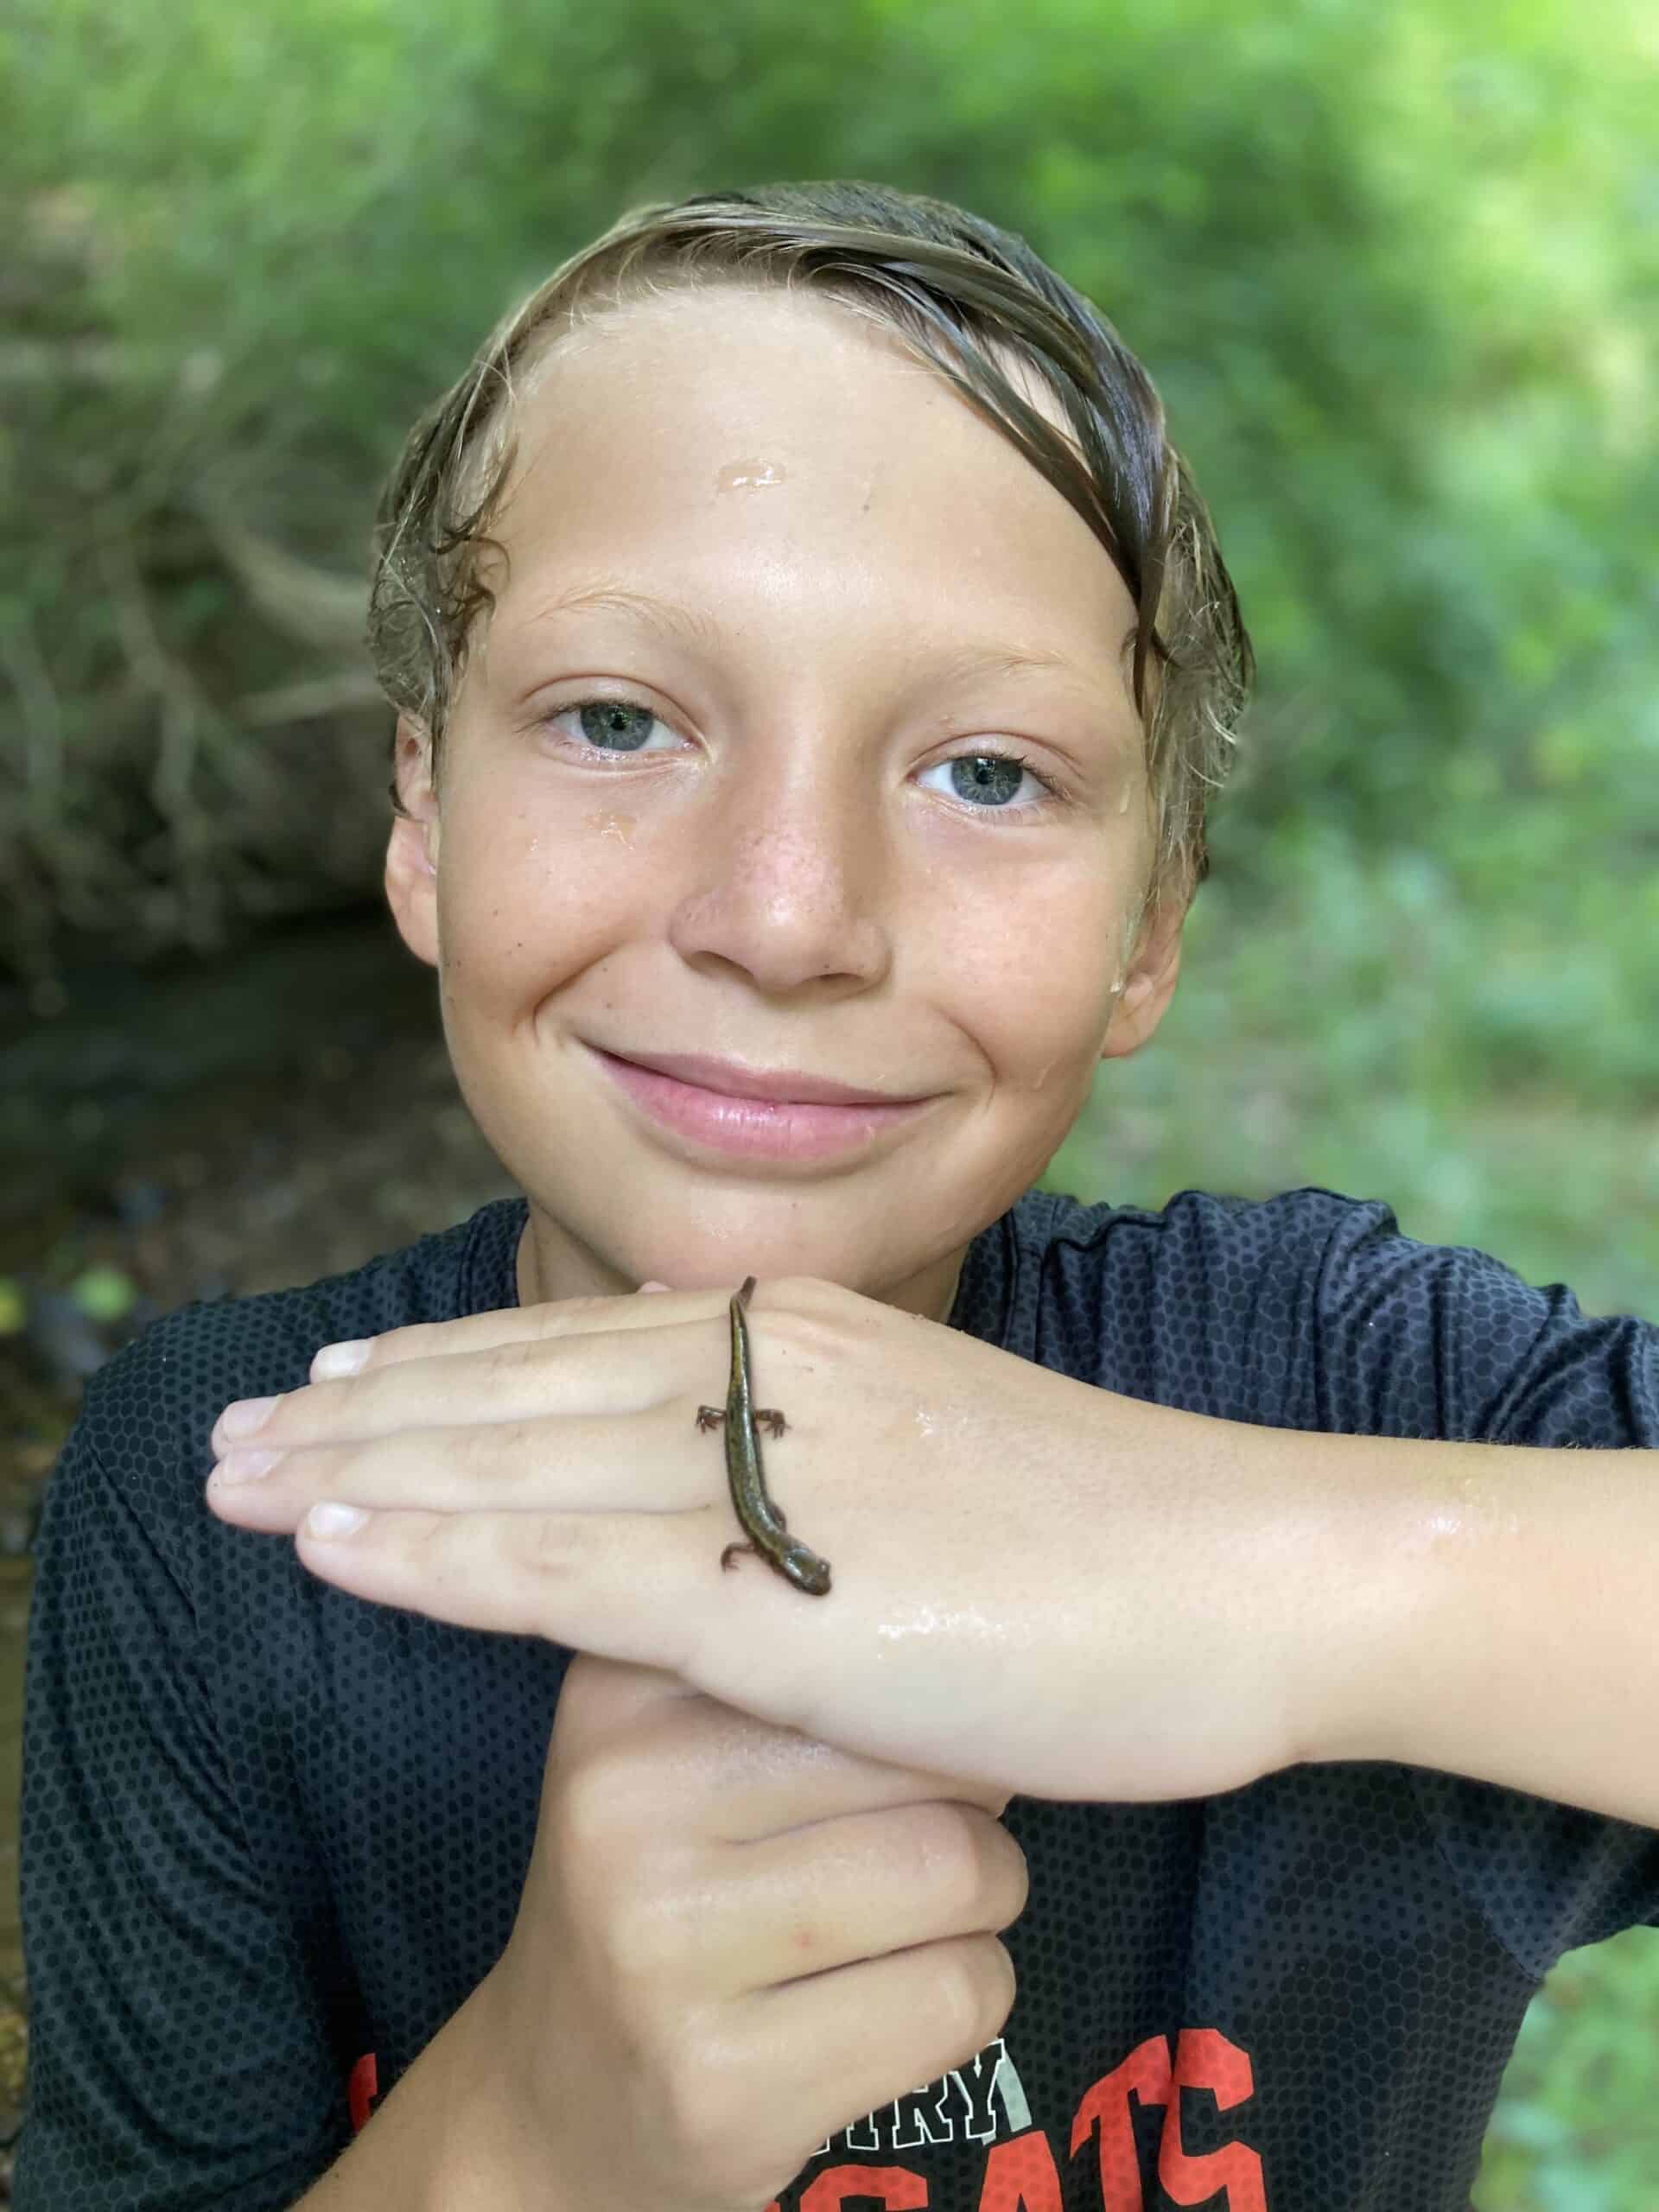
[{"left": 696, "top": 1274, "right": 833, "bottom": 1596}]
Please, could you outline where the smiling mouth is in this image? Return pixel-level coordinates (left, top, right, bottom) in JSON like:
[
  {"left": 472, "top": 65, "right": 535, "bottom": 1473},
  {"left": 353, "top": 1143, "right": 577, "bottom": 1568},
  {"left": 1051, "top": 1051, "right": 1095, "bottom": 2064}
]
[{"left": 589, "top": 1044, "right": 938, "bottom": 1160}]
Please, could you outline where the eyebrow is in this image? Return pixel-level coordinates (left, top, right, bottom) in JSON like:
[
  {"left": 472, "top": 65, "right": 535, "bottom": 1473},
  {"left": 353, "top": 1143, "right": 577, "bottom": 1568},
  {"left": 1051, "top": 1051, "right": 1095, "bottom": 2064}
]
[
  {"left": 525, "top": 583, "right": 1133, "bottom": 687},
  {"left": 524, "top": 584, "right": 726, "bottom": 658}
]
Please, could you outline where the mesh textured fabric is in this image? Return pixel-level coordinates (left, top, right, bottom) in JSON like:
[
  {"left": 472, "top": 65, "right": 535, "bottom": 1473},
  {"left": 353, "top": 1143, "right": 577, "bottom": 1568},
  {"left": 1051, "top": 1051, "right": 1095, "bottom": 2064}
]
[{"left": 16, "top": 1184, "right": 1659, "bottom": 2209}]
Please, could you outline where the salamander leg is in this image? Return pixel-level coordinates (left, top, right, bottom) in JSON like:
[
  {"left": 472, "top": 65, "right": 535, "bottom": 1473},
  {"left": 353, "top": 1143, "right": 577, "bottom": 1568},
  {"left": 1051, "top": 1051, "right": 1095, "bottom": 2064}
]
[
  {"left": 720, "top": 1540, "right": 756, "bottom": 1572},
  {"left": 696, "top": 1405, "right": 726, "bottom": 1431},
  {"left": 754, "top": 1408, "right": 787, "bottom": 1436}
]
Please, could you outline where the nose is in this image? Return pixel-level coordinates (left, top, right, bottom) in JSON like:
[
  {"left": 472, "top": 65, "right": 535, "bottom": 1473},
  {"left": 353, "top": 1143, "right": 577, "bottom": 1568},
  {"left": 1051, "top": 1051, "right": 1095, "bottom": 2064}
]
[{"left": 666, "top": 742, "right": 891, "bottom": 988}]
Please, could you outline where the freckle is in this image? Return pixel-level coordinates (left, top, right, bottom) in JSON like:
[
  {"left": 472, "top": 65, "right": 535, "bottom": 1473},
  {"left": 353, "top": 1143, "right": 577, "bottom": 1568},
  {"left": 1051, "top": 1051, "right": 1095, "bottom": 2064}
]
[{"left": 715, "top": 458, "right": 787, "bottom": 493}]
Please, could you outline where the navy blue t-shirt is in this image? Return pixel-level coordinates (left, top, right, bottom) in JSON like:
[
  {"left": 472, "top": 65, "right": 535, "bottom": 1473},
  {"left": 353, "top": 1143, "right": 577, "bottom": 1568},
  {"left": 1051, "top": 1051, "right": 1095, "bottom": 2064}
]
[{"left": 16, "top": 1185, "right": 1659, "bottom": 2209}]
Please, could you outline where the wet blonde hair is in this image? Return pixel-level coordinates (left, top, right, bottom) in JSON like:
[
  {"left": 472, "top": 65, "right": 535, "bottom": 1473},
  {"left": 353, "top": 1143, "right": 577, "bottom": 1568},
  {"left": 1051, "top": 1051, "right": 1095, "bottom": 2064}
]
[{"left": 367, "top": 180, "right": 1254, "bottom": 913}]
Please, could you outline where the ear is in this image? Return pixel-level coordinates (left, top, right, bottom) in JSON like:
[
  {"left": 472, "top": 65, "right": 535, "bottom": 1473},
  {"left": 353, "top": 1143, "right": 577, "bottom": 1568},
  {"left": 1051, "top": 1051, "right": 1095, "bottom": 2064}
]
[
  {"left": 384, "top": 714, "right": 442, "bottom": 969},
  {"left": 1098, "top": 887, "right": 1187, "bottom": 1063}
]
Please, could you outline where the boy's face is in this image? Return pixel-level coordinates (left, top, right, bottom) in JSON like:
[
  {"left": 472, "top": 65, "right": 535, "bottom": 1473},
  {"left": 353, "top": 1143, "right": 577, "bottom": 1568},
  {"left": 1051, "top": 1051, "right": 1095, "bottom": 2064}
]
[{"left": 386, "top": 287, "right": 1185, "bottom": 1322}]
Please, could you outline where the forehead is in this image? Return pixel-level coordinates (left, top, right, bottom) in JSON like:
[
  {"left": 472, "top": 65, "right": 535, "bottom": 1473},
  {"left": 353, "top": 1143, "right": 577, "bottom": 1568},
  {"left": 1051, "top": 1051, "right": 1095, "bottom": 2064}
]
[{"left": 480, "top": 285, "right": 1138, "bottom": 656}]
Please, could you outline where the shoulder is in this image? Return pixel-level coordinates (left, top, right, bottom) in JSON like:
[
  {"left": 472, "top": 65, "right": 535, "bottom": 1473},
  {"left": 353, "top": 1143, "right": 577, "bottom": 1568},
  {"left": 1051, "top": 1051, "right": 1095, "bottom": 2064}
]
[
  {"left": 1006, "top": 1183, "right": 1656, "bottom": 1442},
  {"left": 1011, "top": 1180, "right": 1391, "bottom": 1325},
  {"left": 986, "top": 1184, "right": 1390, "bottom": 1419}
]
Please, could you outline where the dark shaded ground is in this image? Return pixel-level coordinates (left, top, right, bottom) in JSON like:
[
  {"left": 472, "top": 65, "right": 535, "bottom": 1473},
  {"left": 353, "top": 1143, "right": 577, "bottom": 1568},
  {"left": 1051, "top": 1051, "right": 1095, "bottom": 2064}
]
[{"left": 0, "top": 906, "right": 518, "bottom": 2185}]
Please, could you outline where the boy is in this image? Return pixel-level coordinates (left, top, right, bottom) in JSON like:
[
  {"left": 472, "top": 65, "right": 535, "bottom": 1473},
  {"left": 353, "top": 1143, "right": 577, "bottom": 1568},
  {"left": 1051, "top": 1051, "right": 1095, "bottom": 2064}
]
[{"left": 16, "top": 181, "right": 1659, "bottom": 2210}]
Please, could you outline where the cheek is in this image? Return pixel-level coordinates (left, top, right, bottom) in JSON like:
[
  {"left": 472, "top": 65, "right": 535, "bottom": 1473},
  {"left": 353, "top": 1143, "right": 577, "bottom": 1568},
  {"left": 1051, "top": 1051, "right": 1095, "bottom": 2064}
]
[
  {"left": 962, "top": 891, "right": 1124, "bottom": 1056},
  {"left": 435, "top": 804, "right": 643, "bottom": 997}
]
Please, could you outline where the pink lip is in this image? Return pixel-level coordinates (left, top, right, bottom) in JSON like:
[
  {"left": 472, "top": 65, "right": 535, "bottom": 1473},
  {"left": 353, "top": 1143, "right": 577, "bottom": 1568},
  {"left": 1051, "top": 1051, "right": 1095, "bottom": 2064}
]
[
  {"left": 591, "top": 1046, "right": 937, "bottom": 1160},
  {"left": 602, "top": 1046, "right": 925, "bottom": 1106}
]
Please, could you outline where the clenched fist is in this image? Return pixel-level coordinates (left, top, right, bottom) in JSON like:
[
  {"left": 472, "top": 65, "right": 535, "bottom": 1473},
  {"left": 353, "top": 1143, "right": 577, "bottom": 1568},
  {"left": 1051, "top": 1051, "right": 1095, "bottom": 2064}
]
[{"left": 474, "top": 1652, "right": 1030, "bottom": 2210}]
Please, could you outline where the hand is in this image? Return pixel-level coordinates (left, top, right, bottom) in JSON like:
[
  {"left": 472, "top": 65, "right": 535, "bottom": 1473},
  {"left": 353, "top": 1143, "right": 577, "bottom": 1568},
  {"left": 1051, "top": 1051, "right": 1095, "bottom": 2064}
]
[
  {"left": 205, "top": 1274, "right": 1307, "bottom": 1802},
  {"left": 470, "top": 1651, "right": 1027, "bottom": 2211}
]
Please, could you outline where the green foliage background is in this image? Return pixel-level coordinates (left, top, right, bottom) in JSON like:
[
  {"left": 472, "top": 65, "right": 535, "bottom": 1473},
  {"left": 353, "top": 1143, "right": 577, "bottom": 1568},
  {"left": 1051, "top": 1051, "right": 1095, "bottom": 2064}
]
[{"left": 3, "top": 0, "right": 1657, "bottom": 2198}]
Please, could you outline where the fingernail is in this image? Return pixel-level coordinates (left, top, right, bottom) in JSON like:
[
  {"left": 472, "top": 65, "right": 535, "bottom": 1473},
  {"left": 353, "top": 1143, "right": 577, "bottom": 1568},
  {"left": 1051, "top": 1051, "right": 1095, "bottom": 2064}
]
[
  {"left": 306, "top": 1502, "right": 370, "bottom": 1539},
  {"left": 219, "top": 1395, "right": 280, "bottom": 1438},
  {"left": 312, "top": 1340, "right": 371, "bottom": 1378},
  {"left": 213, "top": 1447, "right": 284, "bottom": 1484}
]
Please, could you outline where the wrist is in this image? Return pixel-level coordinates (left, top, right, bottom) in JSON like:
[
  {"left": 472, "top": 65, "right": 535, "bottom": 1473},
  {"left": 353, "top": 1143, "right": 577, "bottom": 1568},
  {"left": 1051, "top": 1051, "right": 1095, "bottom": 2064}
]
[
  {"left": 430, "top": 1963, "right": 565, "bottom": 2211},
  {"left": 1279, "top": 1428, "right": 1495, "bottom": 1776},
  {"left": 286, "top": 1965, "right": 558, "bottom": 2212}
]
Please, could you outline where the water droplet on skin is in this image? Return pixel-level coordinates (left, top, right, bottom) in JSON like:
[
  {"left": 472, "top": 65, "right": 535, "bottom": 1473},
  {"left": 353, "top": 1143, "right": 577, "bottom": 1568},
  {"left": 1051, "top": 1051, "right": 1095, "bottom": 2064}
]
[
  {"left": 715, "top": 458, "right": 788, "bottom": 493},
  {"left": 1116, "top": 786, "right": 1132, "bottom": 816},
  {"left": 876, "top": 1602, "right": 1007, "bottom": 1649}
]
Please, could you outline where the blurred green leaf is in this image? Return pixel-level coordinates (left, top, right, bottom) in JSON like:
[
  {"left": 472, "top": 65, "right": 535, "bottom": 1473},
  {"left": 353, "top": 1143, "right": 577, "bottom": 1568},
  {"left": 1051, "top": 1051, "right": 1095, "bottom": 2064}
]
[{"left": 69, "top": 1265, "right": 139, "bottom": 1323}]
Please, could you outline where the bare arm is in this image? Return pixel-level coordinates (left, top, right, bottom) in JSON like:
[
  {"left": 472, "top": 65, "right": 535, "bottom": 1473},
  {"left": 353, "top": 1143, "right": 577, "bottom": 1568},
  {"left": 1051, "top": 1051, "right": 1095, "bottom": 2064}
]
[
  {"left": 287, "top": 1971, "right": 545, "bottom": 2212},
  {"left": 1265, "top": 1423, "right": 1659, "bottom": 1828},
  {"left": 284, "top": 1654, "right": 1023, "bottom": 2212}
]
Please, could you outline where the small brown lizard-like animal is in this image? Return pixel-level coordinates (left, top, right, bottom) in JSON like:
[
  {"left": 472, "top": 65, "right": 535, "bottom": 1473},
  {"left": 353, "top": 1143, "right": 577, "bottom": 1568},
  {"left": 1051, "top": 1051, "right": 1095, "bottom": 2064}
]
[{"left": 696, "top": 1275, "right": 833, "bottom": 1595}]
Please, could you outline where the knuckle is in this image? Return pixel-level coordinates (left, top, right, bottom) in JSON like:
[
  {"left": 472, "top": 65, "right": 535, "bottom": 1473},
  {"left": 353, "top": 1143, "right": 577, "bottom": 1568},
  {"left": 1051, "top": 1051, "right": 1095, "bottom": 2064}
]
[
  {"left": 989, "top": 1827, "right": 1031, "bottom": 1929},
  {"left": 658, "top": 2044, "right": 709, "bottom": 2142},
  {"left": 555, "top": 1749, "right": 633, "bottom": 1861},
  {"left": 528, "top": 1510, "right": 579, "bottom": 1581},
  {"left": 486, "top": 1337, "right": 536, "bottom": 1388},
  {"left": 901, "top": 1802, "right": 995, "bottom": 1921},
  {"left": 485, "top": 1411, "right": 532, "bottom": 1470},
  {"left": 607, "top": 1890, "right": 675, "bottom": 1985},
  {"left": 659, "top": 2035, "right": 742, "bottom": 2164},
  {"left": 409, "top": 1509, "right": 451, "bottom": 1554},
  {"left": 931, "top": 1941, "right": 999, "bottom": 2055},
  {"left": 946, "top": 1936, "right": 1017, "bottom": 2052}
]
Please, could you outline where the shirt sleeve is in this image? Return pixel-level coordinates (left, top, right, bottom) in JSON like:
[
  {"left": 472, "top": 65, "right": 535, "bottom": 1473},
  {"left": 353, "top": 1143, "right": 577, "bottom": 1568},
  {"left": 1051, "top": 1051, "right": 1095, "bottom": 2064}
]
[
  {"left": 15, "top": 1358, "right": 355, "bottom": 2209},
  {"left": 1304, "top": 1192, "right": 1659, "bottom": 1451},
  {"left": 1301, "top": 1194, "right": 1659, "bottom": 1975}
]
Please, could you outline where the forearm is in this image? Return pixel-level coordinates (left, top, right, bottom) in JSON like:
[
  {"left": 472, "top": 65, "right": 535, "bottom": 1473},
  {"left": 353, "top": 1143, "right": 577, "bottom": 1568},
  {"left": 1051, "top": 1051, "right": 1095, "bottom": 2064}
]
[
  {"left": 1275, "top": 1422, "right": 1659, "bottom": 1828},
  {"left": 289, "top": 1969, "right": 557, "bottom": 2211}
]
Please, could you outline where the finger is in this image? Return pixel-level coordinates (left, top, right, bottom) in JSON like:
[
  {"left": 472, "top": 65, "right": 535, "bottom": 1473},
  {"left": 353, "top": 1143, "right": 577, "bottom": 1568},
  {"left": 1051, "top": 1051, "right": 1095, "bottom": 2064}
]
[
  {"left": 290, "top": 1497, "right": 872, "bottom": 1682},
  {"left": 311, "top": 1280, "right": 746, "bottom": 1379},
  {"left": 222, "top": 1317, "right": 722, "bottom": 1458},
  {"left": 289, "top": 1501, "right": 758, "bottom": 1667},
  {"left": 208, "top": 1406, "right": 715, "bottom": 1521},
  {"left": 678, "top": 1802, "right": 1029, "bottom": 1994},
  {"left": 743, "top": 1931, "right": 1019, "bottom": 2144},
  {"left": 289, "top": 1507, "right": 1012, "bottom": 1802}
]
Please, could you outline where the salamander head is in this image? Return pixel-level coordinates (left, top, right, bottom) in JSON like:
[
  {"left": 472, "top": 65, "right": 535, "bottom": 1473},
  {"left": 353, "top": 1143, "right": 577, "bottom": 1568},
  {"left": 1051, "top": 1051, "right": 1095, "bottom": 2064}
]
[{"left": 783, "top": 1546, "right": 833, "bottom": 1598}]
